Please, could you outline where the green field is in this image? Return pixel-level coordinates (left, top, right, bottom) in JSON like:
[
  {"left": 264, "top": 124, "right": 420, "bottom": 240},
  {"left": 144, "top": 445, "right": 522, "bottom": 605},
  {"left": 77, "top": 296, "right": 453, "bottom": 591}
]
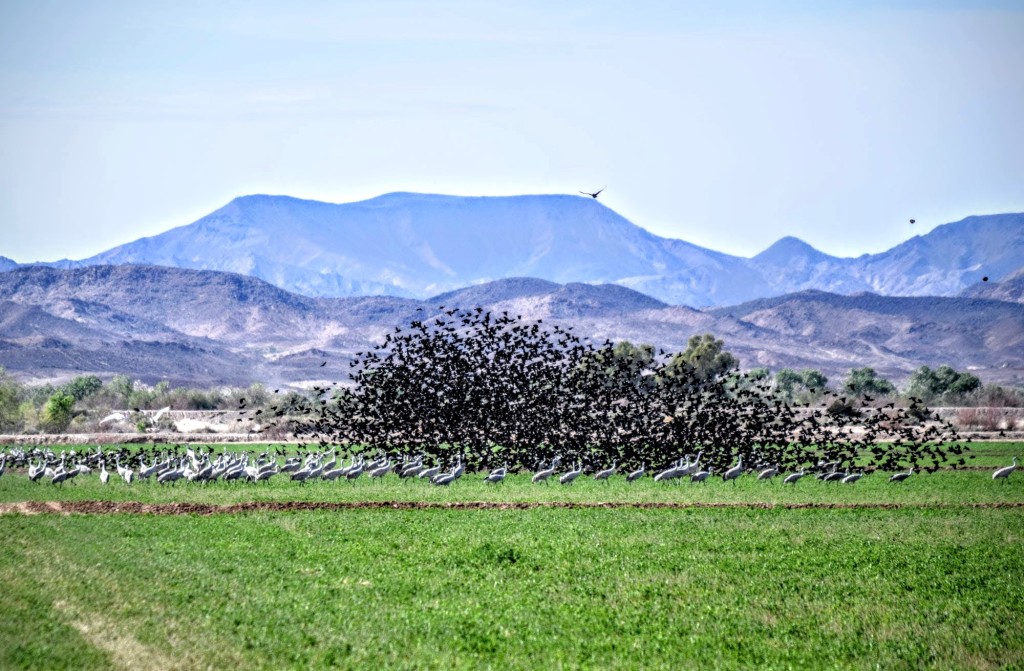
[{"left": 1, "top": 442, "right": 1022, "bottom": 670}]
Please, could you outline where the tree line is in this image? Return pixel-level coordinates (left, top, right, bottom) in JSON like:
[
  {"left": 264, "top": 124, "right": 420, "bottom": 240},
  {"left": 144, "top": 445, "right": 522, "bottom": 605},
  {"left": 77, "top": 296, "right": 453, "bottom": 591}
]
[{"left": 0, "top": 329, "right": 1019, "bottom": 435}]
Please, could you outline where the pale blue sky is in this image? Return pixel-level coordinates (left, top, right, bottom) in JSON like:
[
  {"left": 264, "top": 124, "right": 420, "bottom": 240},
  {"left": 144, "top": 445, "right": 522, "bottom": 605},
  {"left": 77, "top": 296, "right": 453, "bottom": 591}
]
[{"left": 1, "top": 1, "right": 1022, "bottom": 262}]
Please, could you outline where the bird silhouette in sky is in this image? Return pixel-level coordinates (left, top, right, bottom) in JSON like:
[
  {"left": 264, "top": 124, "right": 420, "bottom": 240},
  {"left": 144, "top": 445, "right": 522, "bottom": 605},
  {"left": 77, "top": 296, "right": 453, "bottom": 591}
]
[
  {"left": 909, "top": 218, "right": 915, "bottom": 224},
  {"left": 579, "top": 187, "right": 605, "bottom": 199}
]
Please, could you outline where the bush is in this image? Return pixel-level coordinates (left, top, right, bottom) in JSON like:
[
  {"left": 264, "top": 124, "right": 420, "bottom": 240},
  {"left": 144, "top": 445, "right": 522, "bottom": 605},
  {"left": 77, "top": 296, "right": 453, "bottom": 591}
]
[
  {"left": 826, "top": 398, "right": 861, "bottom": 419},
  {"left": 61, "top": 375, "right": 103, "bottom": 401},
  {"left": 955, "top": 407, "right": 1009, "bottom": 431},
  {"left": 0, "top": 367, "right": 25, "bottom": 432},
  {"left": 41, "top": 391, "right": 76, "bottom": 433},
  {"left": 844, "top": 367, "right": 895, "bottom": 397}
]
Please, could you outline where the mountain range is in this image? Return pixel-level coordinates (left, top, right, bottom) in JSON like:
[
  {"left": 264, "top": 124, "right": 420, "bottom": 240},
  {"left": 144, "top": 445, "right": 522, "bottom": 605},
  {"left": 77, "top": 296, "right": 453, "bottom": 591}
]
[
  {"left": 15, "top": 193, "right": 1022, "bottom": 307},
  {"left": 0, "top": 265, "right": 1020, "bottom": 388}
]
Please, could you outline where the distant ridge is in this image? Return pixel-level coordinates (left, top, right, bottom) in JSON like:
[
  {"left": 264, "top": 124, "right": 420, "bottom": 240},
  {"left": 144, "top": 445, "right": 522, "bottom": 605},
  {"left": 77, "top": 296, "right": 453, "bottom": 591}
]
[
  {"left": 0, "top": 265, "right": 1021, "bottom": 387},
  {"left": 5, "top": 193, "right": 1022, "bottom": 306}
]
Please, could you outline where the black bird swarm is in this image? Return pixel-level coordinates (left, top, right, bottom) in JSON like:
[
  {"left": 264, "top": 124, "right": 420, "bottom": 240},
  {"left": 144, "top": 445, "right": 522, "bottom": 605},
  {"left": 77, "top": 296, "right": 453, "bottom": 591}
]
[{"left": 280, "top": 309, "right": 965, "bottom": 474}]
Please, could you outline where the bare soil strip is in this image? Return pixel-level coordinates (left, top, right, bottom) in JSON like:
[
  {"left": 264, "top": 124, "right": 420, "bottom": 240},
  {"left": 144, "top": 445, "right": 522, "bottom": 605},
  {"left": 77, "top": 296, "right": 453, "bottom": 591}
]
[{"left": 1, "top": 500, "right": 1023, "bottom": 515}]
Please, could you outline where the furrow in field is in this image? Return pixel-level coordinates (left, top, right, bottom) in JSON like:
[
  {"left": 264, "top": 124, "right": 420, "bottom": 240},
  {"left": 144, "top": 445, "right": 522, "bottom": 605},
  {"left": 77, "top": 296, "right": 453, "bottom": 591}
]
[{"left": 2, "top": 500, "right": 1024, "bottom": 515}]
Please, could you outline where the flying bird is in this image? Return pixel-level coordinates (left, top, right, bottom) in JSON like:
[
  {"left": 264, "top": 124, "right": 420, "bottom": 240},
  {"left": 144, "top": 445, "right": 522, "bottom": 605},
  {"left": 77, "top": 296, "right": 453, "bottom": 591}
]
[
  {"left": 909, "top": 218, "right": 916, "bottom": 224},
  {"left": 579, "top": 187, "right": 605, "bottom": 199},
  {"left": 982, "top": 276, "right": 989, "bottom": 282}
]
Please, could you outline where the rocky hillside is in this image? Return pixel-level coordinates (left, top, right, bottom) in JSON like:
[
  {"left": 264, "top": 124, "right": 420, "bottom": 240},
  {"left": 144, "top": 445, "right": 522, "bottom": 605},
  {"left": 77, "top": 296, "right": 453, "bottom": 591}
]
[
  {"left": 960, "top": 268, "right": 1024, "bottom": 304},
  {"left": 1, "top": 266, "right": 1020, "bottom": 388}
]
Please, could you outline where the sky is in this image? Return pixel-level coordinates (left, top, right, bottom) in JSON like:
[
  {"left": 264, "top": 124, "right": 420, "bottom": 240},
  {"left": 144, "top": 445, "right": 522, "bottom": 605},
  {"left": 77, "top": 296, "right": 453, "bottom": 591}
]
[{"left": 1, "top": 0, "right": 1022, "bottom": 263}]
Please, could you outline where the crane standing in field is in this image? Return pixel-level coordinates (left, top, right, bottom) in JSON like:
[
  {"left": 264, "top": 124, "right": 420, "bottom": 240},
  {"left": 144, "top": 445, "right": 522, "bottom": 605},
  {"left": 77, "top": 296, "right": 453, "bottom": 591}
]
[
  {"left": 993, "top": 457, "right": 1017, "bottom": 481},
  {"left": 593, "top": 462, "right": 616, "bottom": 483},
  {"left": 559, "top": 462, "right": 584, "bottom": 485},
  {"left": 723, "top": 456, "right": 744, "bottom": 485},
  {"left": 626, "top": 463, "right": 646, "bottom": 482},
  {"left": 782, "top": 469, "right": 806, "bottom": 486},
  {"left": 889, "top": 467, "right": 914, "bottom": 483},
  {"left": 532, "top": 457, "right": 560, "bottom": 484},
  {"left": 841, "top": 471, "right": 864, "bottom": 484},
  {"left": 690, "top": 467, "right": 712, "bottom": 484}
]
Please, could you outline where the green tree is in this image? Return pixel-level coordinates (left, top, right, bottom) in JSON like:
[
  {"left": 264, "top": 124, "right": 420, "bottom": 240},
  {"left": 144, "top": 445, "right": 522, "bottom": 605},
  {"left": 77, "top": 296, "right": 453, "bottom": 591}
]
[
  {"left": 667, "top": 334, "right": 738, "bottom": 381},
  {"left": 0, "top": 367, "right": 24, "bottom": 432},
  {"left": 908, "top": 365, "right": 981, "bottom": 400},
  {"left": 608, "top": 341, "right": 655, "bottom": 379},
  {"left": 802, "top": 369, "right": 828, "bottom": 391},
  {"left": 41, "top": 391, "right": 76, "bottom": 433},
  {"left": 774, "top": 368, "right": 828, "bottom": 400},
  {"left": 775, "top": 369, "right": 804, "bottom": 398},
  {"left": 108, "top": 375, "right": 134, "bottom": 405},
  {"left": 843, "top": 367, "right": 895, "bottom": 397},
  {"left": 745, "top": 368, "right": 770, "bottom": 383},
  {"left": 61, "top": 375, "right": 103, "bottom": 401}
]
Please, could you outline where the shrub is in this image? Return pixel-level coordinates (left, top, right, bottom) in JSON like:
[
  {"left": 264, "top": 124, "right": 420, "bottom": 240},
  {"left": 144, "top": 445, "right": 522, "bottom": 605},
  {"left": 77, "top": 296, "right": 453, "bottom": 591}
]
[{"left": 41, "top": 391, "right": 76, "bottom": 433}]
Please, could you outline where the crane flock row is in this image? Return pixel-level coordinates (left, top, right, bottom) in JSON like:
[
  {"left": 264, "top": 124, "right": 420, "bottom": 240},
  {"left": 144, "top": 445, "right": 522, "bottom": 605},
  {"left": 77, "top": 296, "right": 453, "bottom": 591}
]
[{"left": 0, "top": 447, "right": 1016, "bottom": 488}]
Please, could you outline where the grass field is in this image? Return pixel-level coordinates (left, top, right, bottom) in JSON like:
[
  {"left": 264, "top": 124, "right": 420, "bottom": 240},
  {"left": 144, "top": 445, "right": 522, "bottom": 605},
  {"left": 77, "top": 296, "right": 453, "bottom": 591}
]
[{"left": 1, "top": 442, "right": 1022, "bottom": 670}]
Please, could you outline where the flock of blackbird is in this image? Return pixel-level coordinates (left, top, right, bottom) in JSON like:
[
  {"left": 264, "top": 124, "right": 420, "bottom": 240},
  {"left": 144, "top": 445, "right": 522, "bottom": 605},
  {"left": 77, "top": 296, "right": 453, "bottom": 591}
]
[{"left": 261, "top": 307, "right": 969, "bottom": 476}]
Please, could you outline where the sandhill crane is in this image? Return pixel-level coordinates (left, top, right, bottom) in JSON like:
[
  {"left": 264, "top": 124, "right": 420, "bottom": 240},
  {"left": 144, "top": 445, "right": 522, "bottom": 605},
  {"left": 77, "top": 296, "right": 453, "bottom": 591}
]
[
  {"left": 255, "top": 464, "right": 280, "bottom": 482},
  {"left": 306, "top": 461, "right": 326, "bottom": 480},
  {"left": 28, "top": 461, "right": 45, "bottom": 482},
  {"left": 401, "top": 459, "right": 424, "bottom": 479},
  {"left": 723, "top": 457, "right": 744, "bottom": 485},
  {"left": 889, "top": 467, "right": 914, "bottom": 483},
  {"left": 654, "top": 459, "right": 681, "bottom": 483},
  {"left": 782, "top": 469, "right": 806, "bottom": 485},
  {"left": 559, "top": 463, "right": 584, "bottom": 485},
  {"left": 532, "top": 458, "right": 559, "bottom": 484},
  {"left": 0, "top": 455, "right": 6, "bottom": 480},
  {"left": 841, "top": 471, "right": 864, "bottom": 484},
  {"left": 320, "top": 452, "right": 337, "bottom": 472},
  {"left": 690, "top": 467, "right": 712, "bottom": 484},
  {"left": 158, "top": 468, "right": 183, "bottom": 485},
  {"left": 484, "top": 470, "right": 506, "bottom": 484},
  {"left": 432, "top": 471, "right": 458, "bottom": 486},
  {"left": 816, "top": 461, "right": 840, "bottom": 479},
  {"left": 822, "top": 470, "right": 847, "bottom": 483},
  {"left": 419, "top": 464, "right": 441, "bottom": 480},
  {"left": 626, "top": 463, "right": 646, "bottom": 482},
  {"left": 593, "top": 462, "right": 616, "bottom": 483},
  {"left": 369, "top": 459, "right": 392, "bottom": 479},
  {"left": 99, "top": 462, "right": 110, "bottom": 485},
  {"left": 290, "top": 468, "right": 315, "bottom": 484},
  {"left": 345, "top": 461, "right": 364, "bottom": 482},
  {"left": 484, "top": 464, "right": 507, "bottom": 484},
  {"left": 121, "top": 467, "right": 134, "bottom": 485},
  {"left": 322, "top": 466, "right": 347, "bottom": 481},
  {"left": 993, "top": 457, "right": 1017, "bottom": 481},
  {"left": 680, "top": 452, "right": 703, "bottom": 478},
  {"left": 224, "top": 466, "right": 246, "bottom": 482},
  {"left": 139, "top": 459, "right": 160, "bottom": 480},
  {"left": 757, "top": 464, "right": 779, "bottom": 482}
]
